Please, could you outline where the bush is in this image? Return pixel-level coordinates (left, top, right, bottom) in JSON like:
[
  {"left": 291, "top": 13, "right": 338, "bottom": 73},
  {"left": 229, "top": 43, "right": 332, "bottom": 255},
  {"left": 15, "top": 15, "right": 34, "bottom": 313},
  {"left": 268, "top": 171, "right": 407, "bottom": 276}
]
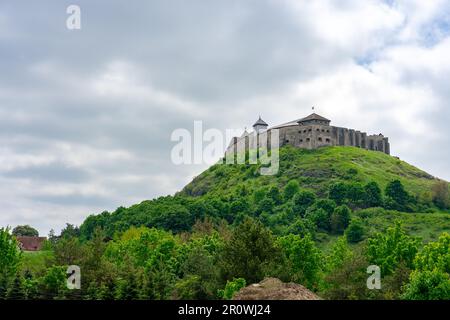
[
  {"left": 330, "top": 205, "right": 351, "bottom": 234},
  {"left": 292, "top": 190, "right": 316, "bottom": 217},
  {"left": 277, "top": 234, "right": 323, "bottom": 289},
  {"left": 217, "top": 278, "right": 246, "bottom": 300},
  {"left": 364, "top": 182, "right": 383, "bottom": 208},
  {"left": 220, "top": 217, "right": 281, "bottom": 284},
  {"left": 284, "top": 180, "right": 300, "bottom": 201},
  {"left": 402, "top": 269, "right": 450, "bottom": 300},
  {"left": 384, "top": 180, "right": 414, "bottom": 212},
  {"left": 345, "top": 219, "right": 365, "bottom": 243},
  {"left": 366, "top": 222, "right": 420, "bottom": 276}
]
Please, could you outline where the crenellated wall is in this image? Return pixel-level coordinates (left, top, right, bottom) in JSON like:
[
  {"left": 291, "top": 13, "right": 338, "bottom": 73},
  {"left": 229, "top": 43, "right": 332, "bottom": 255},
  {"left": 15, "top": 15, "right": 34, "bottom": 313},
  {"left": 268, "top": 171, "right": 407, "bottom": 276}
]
[{"left": 226, "top": 121, "right": 390, "bottom": 159}]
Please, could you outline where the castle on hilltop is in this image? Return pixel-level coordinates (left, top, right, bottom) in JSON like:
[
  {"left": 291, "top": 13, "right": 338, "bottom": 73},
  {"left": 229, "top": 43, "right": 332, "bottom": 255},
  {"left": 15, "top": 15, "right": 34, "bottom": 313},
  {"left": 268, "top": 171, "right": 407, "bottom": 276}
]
[{"left": 226, "top": 113, "right": 390, "bottom": 156}]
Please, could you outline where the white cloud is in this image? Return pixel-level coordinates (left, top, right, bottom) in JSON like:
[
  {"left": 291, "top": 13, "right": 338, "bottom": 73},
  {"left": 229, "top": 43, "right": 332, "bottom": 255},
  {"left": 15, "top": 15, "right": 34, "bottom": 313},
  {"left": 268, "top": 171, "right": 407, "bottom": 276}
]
[{"left": 1, "top": 0, "right": 450, "bottom": 235}]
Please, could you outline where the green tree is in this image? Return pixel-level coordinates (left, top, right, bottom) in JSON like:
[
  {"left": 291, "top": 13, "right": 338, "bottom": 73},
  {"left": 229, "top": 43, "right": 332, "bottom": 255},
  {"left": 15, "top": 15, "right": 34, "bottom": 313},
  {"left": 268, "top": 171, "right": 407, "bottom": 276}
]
[
  {"left": 364, "top": 182, "right": 383, "bottom": 208},
  {"left": 345, "top": 219, "right": 365, "bottom": 243},
  {"left": 330, "top": 205, "right": 351, "bottom": 234},
  {"left": 0, "top": 227, "right": 22, "bottom": 299},
  {"left": 40, "top": 266, "right": 68, "bottom": 300},
  {"left": 284, "top": 180, "right": 300, "bottom": 201},
  {"left": 366, "top": 222, "right": 420, "bottom": 276},
  {"left": 402, "top": 233, "right": 450, "bottom": 300},
  {"left": 402, "top": 269, "right": 450, "bottom": 300},
  {"left": 12, "top": 225, "right": 39, "bottom": 237},
  {"left": 60, "top": 223, "right": 80, "bottom": 239},
  {"left": 326, "top": 236, "right": 353, "bottom": 272},
  {"left": 277, "top": 234, "right": 323, "bottom": 289},
  {"left": 329, "top": 182, "right": 348, "bottom": 205},
  {"left": 217, "top": 278, "right": 246, "bottom": 300},
  {"left": 292, "top": 190, "right": 316, "bottom": 216},
  {"left": 220, "top": 217, "right": 280, "bottom": 284},
  {"left": 305, "top": 208, "right": 330, "bottom": 231},
  {"left": 268, "top": 186, "right": 282, "bottom": 205},
  {"left": 7, "top": 273, "right": 26, "bottom": 300},
  {"left": 384, "top": 180, "right": 413, "bottom": 211}
]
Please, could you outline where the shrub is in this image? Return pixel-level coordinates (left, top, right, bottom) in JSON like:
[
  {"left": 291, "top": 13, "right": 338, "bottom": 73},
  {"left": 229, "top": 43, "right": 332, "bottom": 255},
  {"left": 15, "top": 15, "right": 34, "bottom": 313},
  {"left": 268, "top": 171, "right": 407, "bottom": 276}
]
[
  {"left": 292, "top": 190, "right": 316, "bottom": 217},
  {"left": 330, "top": 205, "right": 351, "bottom": 234},
  {"left": 345, "top": 219, "right": 365, "bottom": 243},
  {"left": 217, "top": 278, "right": 246, "bottom": 300},
  {"left": 284, "top": 180, "right": 300, "bottom": 201}
]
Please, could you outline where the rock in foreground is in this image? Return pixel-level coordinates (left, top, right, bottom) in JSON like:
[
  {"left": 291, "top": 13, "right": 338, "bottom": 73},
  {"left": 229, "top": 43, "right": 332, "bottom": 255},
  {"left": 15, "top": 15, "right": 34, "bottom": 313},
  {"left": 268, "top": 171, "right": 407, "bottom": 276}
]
[{"left": 233, "top": 278, "right": 321, "bottom": 300}]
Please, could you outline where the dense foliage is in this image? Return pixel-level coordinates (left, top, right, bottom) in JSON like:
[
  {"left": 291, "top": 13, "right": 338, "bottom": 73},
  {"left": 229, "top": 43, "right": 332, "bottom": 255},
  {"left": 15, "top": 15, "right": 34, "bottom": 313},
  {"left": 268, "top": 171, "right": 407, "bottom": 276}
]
[{"left": 1, "top": 146, "right": 449, "bottom": 300}]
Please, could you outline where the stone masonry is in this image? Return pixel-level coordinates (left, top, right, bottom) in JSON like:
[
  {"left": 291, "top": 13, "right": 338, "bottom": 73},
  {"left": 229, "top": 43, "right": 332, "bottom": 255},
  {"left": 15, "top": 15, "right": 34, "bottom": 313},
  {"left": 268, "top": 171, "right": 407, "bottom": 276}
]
[{"left": 226, "top": 113, "right": 390, "bottom": 157}]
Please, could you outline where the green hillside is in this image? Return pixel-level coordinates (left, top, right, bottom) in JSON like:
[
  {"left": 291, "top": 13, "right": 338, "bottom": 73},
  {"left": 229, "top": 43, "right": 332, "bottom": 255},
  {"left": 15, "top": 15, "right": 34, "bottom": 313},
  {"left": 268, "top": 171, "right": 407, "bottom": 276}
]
[
  {"left": 182, "top": 146, "right": 437, "bottom": 199},
  {"left": 80, "top": 146, "right": 449, "bottom": 245}
]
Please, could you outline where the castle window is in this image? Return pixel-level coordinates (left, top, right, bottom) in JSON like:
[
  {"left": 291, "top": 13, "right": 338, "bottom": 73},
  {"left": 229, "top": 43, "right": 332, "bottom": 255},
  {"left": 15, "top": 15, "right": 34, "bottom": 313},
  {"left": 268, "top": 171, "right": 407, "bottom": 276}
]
[
  {"left": 318, "top": 137, "right": 322, "bottom": 142},
  {"left": 316, "top": 128, "right": 320, "bottom": 132},
  {"left": 321, "top": 129, "right": 325, "bottom": 132},
  {"left": 303, "top": 130, "right": 307, "bottom": 133},
  {"left": 285, "top": 140, "right": 290, "bottom": 143},
  {"left": 326, "top": 130, "right": 330, "bottom": 133},
  {"left": 308, "top": 129, "right": 312, "bottom": 132},
  {"left": 306, "top": 138, "right": 310, "bottom": 142},
  {"left": 300, "top": 139, "right": 303, "bottom": 143},
  {"left": 326, "top": 138, "right": 330, "bottom": 143}
]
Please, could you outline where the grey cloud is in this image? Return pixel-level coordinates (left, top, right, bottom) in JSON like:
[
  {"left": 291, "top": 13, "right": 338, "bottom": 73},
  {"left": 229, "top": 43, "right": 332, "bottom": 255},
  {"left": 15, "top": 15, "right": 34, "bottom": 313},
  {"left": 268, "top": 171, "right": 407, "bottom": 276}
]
[{"left": 1, "top": 0, "right": 450, "bottom": 235}]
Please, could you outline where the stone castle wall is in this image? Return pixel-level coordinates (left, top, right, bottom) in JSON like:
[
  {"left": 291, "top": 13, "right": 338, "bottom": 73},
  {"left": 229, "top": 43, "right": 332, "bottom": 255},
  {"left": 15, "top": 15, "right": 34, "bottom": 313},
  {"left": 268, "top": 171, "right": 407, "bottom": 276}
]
[{"left": 226, "top": 121, "right": 390, "bottom": 157}]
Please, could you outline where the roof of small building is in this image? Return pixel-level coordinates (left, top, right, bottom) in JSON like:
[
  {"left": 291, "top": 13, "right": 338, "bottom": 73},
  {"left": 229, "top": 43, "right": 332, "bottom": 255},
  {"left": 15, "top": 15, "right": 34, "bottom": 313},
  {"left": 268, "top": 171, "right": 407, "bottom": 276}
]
[
  {"left": 16, "top": 236, "right": 47, "bottom": 251},
  {"left": 240, "top": 129, "right": 249, "bottom": 137},
  {"left": 253, "top": 116, "right": 268, "bottom": 127},
  {"left": 297, "top": 113, "right": 330, "bottom": 123}
]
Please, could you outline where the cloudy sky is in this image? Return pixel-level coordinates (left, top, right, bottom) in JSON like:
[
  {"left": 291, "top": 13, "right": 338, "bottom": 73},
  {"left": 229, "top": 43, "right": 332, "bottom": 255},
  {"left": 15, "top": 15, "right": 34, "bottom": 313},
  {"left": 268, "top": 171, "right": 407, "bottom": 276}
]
[{"left": 1, "top": 0, "right": 450, "bottom": 235}]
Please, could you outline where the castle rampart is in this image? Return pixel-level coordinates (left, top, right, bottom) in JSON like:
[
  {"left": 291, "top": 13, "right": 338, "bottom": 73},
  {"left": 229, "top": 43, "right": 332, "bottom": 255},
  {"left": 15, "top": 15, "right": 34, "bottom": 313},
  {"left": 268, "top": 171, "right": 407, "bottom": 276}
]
[{"left": 225, "top": 113, "right": 390, "bottom": 157}]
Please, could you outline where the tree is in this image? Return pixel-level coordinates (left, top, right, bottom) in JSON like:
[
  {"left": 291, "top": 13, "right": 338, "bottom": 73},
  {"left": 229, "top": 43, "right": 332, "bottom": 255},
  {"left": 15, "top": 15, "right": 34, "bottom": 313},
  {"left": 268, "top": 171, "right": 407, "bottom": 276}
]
[
  {"left": 323, "top": 250, "right": 374, "bottom": 300},
  {"left": 413, "top": 232, "right": 449, "bottom": 274},
  {"left": 329, "top": 182, "right": 348, "bottom": 205},
  {"left": 0, "top": 228, "right": 22, "bottom": 299},
  {"left": 364, "top": 182, "right": 383, "bottom": 208},
  {"left": 330, "top": 205, "right": 351, "bottom": 234},
  {"left": 40, "top": 266, "right": 68, "bottom": 300},
  {"left": 402, "top": 269, "right": 450, "bottom": 300},
  {"left": 60, "top": 223, "right": 80, "bottom": 239},
  {"left": 305, "top": 208, "right": 330, "bottom": 231},
  {"left": 278, "top": 234, "right": 323, "bottom": 289},
  {"left": 384, "top": 180, "right": 412, "bottom": 211},
  {"left": 366, "top": 222, "right": 420, "bottom": 276},
  {"left": 431, "top": 181, "right": 450, "bottom": 209},
  {"left": 220, "top": 217, "right": 280, "bottom": 284},
  {"left": 7, "top": 273, "right": 26, "bottom": 300},
  {"left": 402, "top": 233, "right": 450, "bottom": 300},
  {"left": 12, "top": 225, "right": 39, "bottom": 237},
  {"left": 284, "top": 180, "right": 300, "bottom": 201},
  {"left": 292, "top": 190, "right": 316, "bottom": 216},
  {"left": 217, "top": 278, "right": 246, "bottom": 300},
  {"left": 345, "top": 219, "right": 365, "bottom": 243},
  {"left": 303, "top": 199, "right": 336, "bottom": 231},
  {"left": 345, "top": 183, "right": 366, "bottom": 208},
  {"left": 268, "top": 186, "right": 282, "bottom": 205},
  {"left": 326, "top": 237, "right": 353, "bottom": 272}
]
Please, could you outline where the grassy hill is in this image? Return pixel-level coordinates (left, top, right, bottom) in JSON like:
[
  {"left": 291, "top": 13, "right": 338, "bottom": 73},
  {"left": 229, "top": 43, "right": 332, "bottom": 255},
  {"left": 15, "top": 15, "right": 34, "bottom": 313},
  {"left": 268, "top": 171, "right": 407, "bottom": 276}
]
[
  {"left": 181, "top": 146, "right": 438, "bottom": 199},
  {"left": 80, "top": 145, "right": 449, "bottom": 246}
]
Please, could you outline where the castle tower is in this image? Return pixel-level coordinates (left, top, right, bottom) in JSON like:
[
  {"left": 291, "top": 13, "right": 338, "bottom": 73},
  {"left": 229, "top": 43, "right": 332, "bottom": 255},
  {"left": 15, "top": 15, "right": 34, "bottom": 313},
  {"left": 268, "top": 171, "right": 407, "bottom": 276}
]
[
  {"left": 253, "top": 116, "right": 268, "bottom": 133},
  {"left": 297, "top": 113, "right": 331, "bottom": 126}
]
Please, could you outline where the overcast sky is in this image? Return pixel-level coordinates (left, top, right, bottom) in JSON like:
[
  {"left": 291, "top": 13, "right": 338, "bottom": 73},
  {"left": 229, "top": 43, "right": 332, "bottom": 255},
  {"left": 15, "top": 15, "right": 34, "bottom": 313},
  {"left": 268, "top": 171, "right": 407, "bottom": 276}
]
[{"left": 1, "top": 0, "right": 450, "bottom": 236}]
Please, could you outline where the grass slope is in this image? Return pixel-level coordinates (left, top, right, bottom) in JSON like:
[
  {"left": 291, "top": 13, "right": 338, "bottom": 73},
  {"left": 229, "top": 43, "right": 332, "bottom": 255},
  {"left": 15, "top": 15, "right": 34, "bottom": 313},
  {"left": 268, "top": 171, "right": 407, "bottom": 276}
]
[{"left": 181, "top": 146, "right": 440, "bottom": 199}]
